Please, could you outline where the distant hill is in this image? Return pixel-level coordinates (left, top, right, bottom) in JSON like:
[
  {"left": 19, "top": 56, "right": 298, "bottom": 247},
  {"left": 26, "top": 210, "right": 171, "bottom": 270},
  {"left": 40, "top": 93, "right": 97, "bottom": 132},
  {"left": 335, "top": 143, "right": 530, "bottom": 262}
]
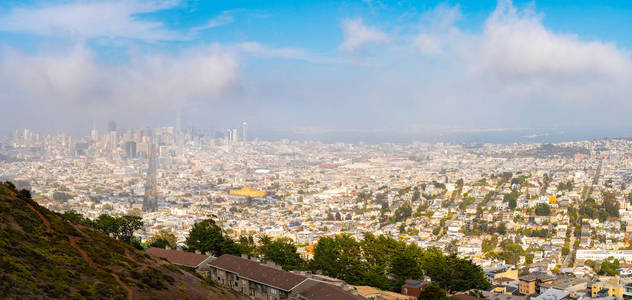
[{"left": 0, "top": 182, "right": 247, "bottom": 299}]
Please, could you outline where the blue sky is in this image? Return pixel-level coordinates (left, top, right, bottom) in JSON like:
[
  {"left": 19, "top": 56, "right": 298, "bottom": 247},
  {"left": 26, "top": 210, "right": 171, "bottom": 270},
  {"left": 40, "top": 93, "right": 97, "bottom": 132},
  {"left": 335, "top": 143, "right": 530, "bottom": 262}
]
[{"left": 1, "top": 0, "right": 632, "bottom": 141}]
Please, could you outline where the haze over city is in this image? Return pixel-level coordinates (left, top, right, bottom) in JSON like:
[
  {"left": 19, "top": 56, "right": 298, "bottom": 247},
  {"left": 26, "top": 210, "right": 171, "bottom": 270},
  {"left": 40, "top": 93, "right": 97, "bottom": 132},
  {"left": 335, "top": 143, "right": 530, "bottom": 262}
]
[
  {"left": 5, "top": 1, "right": 632, "bottom": 300},
  {"left": 2, "top": 0, "right": 632, "bottom": 142}
]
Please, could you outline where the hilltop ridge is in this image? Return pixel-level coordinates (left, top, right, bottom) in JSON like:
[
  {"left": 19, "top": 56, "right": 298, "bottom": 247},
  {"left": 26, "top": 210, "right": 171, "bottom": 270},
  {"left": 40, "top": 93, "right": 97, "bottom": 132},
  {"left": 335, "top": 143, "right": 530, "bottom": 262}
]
[{"left": 0, "top": 182, "right": 246, "bottom": 299}]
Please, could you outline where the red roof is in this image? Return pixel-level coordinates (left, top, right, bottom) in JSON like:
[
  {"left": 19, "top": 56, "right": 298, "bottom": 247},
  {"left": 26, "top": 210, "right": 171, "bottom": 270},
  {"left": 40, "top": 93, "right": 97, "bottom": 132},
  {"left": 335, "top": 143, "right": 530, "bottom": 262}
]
[
  {"left": 146, "top": 248, "right": 211, "bottom": 267},
  {"left": 294, "top": 281, "right": 366, "bottom": 300},
  {"left": 453, "top": 294, "right": 486, "bottom": 300},
  {"left": 209, "top": 254, "right": 306, "bottom": 291}
]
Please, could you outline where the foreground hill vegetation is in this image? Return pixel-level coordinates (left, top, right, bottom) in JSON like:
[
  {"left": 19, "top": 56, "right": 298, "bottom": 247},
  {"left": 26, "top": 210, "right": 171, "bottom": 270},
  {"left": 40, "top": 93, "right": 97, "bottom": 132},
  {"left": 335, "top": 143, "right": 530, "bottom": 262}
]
[{"left": 0, "top": 182, "right": 245, "bottom": 299}]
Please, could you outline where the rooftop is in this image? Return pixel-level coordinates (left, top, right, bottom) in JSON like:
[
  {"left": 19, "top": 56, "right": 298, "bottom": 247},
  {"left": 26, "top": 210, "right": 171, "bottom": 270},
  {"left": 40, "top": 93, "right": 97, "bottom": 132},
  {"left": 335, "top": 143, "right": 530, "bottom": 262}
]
[
  {"left": 146, "top": 247, "right": 211, "bottom": 268},
  {"left": 209, "top": 254, "right": 306, "bottom": 291}
]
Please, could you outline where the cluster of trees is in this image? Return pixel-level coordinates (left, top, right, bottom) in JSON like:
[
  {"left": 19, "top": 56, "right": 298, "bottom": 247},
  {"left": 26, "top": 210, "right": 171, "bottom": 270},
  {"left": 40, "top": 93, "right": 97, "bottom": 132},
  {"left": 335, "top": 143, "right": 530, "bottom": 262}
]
[
  {"left": 180, "top": 219, "right": 490, "bottom": 293},
  {"left": 577, "top": 192, "right": 619, "bottom": 222},
  {"left": 458, "top": 194, "right": 475, "bottom": 210},
  {"left": 183, "top": 219, "right": 241, "bottom": 256},
  {"left": 145, "top": 230, "right": 177, "bottom": 249},
  {"left": 2, "top": 181, "right": 32, "bottom": 200},
  {"left": 61, "top": 211, "right": 144, "bottom": 248},
  {"left": 309, "top": 233, "right": 490, "bottom": 293},
  {"left": 392, "top": 202, "right": 412, "bottom": 223},
  {"left": 585, "top": 258, "right": 621, "bottom": 276},
  {"left": 518, "top": 227, "right": 549, "bottom": 238},
  {"left": 481, "top": 236, "right": 497, "bottom": 253},
  {"left": 495, "top": 172, "right": 514, "bottom": 186},
  {"left": 486, "top": 242, "right": 524, "bottom": 265},
  {"left": 503, "top": 190, "right": 519, "bottom": 210},
  {"left": 430, "top": 181, "right": 446, "bottom": 190},
  {"left": 258, "top": 236, "right": 305, "bottom": 270},
  {"left": 599, "top": 259, "right": 621, "bottom": 276},
  {"left": 510, "top": 175, "right": 529, "bottom": 186},
  {"left": 534, "top": 203, "right": 551, "bottom": 216},
  {"left": 62, "top": 209, "right": 181, "bottom": 250},
  {"left": 557, "top": 180, "right": 574, "bottom": 191}
]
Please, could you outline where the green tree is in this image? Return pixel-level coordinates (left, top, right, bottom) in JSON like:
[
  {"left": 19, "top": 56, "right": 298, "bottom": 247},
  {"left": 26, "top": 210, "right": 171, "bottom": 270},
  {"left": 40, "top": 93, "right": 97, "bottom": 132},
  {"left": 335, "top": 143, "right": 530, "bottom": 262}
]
[
  {"left": 496, "top": 223, "right": 507, "bottom": 235},
  {"left": 422, "top": 248, "right": 491, "bottom": 293},
  {"left": 432, "top": 227, "right": 441, "bottom": 236},
  {"left": 238, "top": 235, "right": 256, "bottom": 258},
  {"left": 508, "top": 197, "right": 517, "bottom": 210},
  {"left": 184, "top": 219, "right": 240, "bottom": 256},
  {"left": 393, "top": 202, "right": 413, "bottom": 222},
  {"left": 310, "top": 236, "right": 342, "bottom": 278},
  {"left": 117, "top": 216, "right": 144, "bottom": 243},
  {"left": 146, "top": 230, "right": 177, "bottom": 249},
  {"left": 310, "top": 234, "right": 369, "bottom": 286},
  {"left": 390, "top": 249, "right": 423, "bottom": 288},
  {"left": 499, "top": 243, "right": 524, "bottom": 265},
  {"left": 61, "top": 210, "right": 94, "bottom": 227},
  {"left": 599, "top": 259, "right": 620, "bottom": 276},
  {"left": 93, "top": 214, "right": 143, "bottom": 243},
  {"left": 362, "top": 265, "right": 392, "bottom": 291},
  {"left": 534, "top": 203, "right": 551, "bottom": 216},
  {"left": 94, "top": 214, "right": 120, "bottom": 236},
  {"left": 602, "top": 192, "right": 620, "bottom": 218},
  {"left": 91, "top": 214, "right": 143, "bottom": 248},
  {"left": 260, "top": 237, "right": 305, "bottom": 270},
  {"left": 360, "top": 233, "right": 404, "bottom": 270},
  {"left": 481, "top": 237, "right": 498, "bottom": 253},
  {"left": 419, "top": 283, "right": 448, "bottom": 300}
]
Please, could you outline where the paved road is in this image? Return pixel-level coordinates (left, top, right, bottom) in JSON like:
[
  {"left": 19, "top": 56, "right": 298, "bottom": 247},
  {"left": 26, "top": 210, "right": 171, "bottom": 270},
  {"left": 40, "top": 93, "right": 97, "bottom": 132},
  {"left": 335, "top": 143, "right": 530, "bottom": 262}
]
[{"left": 561, "top": 159, "right": 602, "bottom": 267}]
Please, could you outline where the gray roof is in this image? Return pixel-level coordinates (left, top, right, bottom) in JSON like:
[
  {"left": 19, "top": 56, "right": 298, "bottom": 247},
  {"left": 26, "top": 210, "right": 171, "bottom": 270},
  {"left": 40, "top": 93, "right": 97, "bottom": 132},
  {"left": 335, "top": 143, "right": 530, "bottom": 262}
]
[
  {"left": 532, "top": 288, "right": 569, "bottom": 300},
  {"left": 209, "top": 254, "right": 306, "bottom": 291}
]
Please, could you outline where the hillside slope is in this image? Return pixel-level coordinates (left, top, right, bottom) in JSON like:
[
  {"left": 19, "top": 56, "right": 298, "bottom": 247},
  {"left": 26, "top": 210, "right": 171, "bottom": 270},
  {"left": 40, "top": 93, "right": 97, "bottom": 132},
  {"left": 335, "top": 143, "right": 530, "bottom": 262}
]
[{"left": 0, "top": 183, "right": 247, "bottom": 299}]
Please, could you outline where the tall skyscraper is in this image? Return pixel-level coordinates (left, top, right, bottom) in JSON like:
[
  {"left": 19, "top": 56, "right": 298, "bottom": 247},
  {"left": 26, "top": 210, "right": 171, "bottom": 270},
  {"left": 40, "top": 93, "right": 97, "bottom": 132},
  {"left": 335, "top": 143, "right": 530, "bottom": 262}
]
[
  {"left": 175, "top": 111, "right": 184, "bottom": 148},
  {"left": 90, "top": 121, "right": 98, "bottom": 141},
  {"left": 108, "top": 131, "right": 118, "bottom": 150},
  {"left": 231, "top": 128, "right": 239, "bottom": 144},
  {"left": 143, "top": 144, "right": 158, "bottom": 211},
  {"left": 176, "top": 111, "right": 182, "bottom": 134},
  {"left": 125, "top": 141, "right": 137, "bottom": 158},
  {"left": 107, "top": 120, "right": 117, "bottom": 132},
  {"left": 241, "top": 121, "right": 248, "bottom": 143}
]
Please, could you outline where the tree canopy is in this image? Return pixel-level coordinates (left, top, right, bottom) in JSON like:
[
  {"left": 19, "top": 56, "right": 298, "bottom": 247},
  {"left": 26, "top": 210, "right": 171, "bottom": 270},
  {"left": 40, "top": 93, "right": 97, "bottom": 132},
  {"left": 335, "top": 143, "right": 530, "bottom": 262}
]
[
  {"left": 534, "top": 203, "right": 551, "bottom": 216},
  {"left": 260, "top": 237, "right": 306, "bottom": 270},
  {"left": 184, "top": 219, "right": 240, "bottom": 256},
  {"left": 145, "top": 230, "right": 177, "bottom": 249},
  {"left": 418, "top": 283, "right": 448, "bottom": 300},
  {"left": 422, "top": 248, "right": 491, "bottom": 293},
  {"left": 309, "top": 233, "right": 489, "bottom": 292}
]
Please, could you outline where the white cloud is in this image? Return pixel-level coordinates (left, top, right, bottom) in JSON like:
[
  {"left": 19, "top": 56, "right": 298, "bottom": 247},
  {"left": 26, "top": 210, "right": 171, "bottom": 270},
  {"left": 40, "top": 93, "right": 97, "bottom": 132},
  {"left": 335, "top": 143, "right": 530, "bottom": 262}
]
[
  {"left": 234, "top": 42, "right": 307, "bottom": 60},
  {"left": 407, "top": 0, "right": 632, "bottom": 102},
  {"left": 0, "top": 1, "right": 183, "bottom": 41},
  {"left": 192, "top": 11, "right": 234, "bottom": 32},
  {"left": 412, "top": 4, "right": 461, "bottom": 54},
  {"left": 472, "top": 0, "right": 631, "bottom": 78},
  {"left": 464, "top": 0, "right": 632, "bottom": 101},
  {"left": 420, "top": 3, "right": 462, "bottom": 31},
  {"left": 340, "top": 18, "right": 389, "bottom": 52},
  {"left": 0, "top": 43, "right": 239, "bottom": 114},
  {"left": 413, "top": 34, "right": 442, "bottom": 54}
]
